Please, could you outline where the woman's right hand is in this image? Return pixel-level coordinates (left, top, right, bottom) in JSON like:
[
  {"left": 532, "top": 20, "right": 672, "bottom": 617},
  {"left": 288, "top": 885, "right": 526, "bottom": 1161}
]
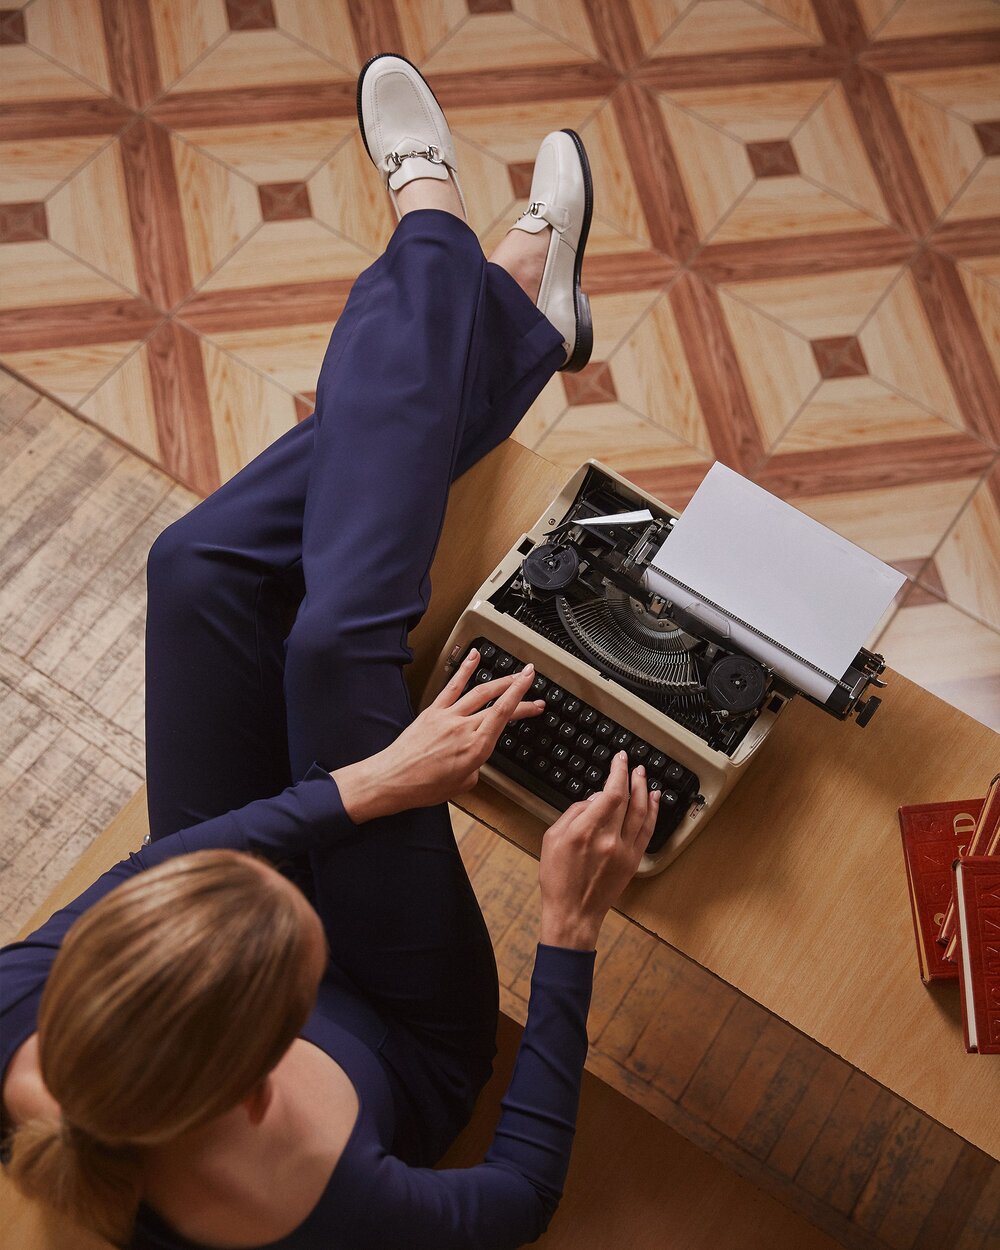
[{"left": 538, "top": 751, "right": 658, "bottom": 950}]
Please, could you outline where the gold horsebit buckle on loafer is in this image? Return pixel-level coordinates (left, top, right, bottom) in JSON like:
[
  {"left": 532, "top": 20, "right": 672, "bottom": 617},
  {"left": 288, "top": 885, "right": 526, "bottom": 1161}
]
[{"left": 384, "top": 145, "right": 444, "bottom": 172}]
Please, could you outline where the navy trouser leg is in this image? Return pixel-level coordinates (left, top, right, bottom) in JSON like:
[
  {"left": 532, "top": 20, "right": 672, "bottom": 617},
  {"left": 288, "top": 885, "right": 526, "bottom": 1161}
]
[{"left": 144, "top": 210, "right": 565, "bottom": 1156}]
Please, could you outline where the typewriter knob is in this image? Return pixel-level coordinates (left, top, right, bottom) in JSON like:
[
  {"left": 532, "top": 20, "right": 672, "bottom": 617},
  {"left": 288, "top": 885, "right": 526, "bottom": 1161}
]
[
  {"left": 706, "top": 654, "right": 768, "bottom": 714},
  {"left": 522, "top": 543, "right": 580, "bottom": 595}
]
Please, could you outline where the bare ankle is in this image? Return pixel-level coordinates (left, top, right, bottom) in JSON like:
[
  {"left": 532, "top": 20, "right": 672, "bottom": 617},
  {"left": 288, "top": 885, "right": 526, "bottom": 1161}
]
[{"left": 395, "top": 176, "right": 465, "bottom": 221}]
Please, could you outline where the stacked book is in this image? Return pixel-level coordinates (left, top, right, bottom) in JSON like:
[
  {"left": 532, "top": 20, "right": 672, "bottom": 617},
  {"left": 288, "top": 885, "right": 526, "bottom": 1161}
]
[{"left": 899, "top": 774, "right": 1000, "bottom": 1055}]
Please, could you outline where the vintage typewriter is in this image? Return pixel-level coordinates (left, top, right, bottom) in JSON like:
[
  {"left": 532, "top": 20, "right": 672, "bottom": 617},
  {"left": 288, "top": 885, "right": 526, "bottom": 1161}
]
[{"left": 420, "top": 460, "right": 894, "bottom": 876}]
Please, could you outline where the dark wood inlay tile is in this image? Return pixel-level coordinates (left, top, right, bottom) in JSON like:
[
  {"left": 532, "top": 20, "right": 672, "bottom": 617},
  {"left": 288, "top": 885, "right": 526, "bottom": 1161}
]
[
  {"left": 99, "top": 0, "right": 162, "bottom": 110},
  {"left": 795, "top": 1069, "right": 883, "bottom": 1201},
  {"left": 346, "top": 0, "right": 404, "bottom": 64},
  {"left": 581, "top": 0, "right": 643, "bottom": 73},
  {"left": 826, "top": 1087, "right": 903, "bottom": 1215},
  {"left": 911, "top": 246, "right": 1000, "bottom": 448},
  {"left": 581, "top": 250, "right": 677, "bottom": 295},
  {"left": 902, "top": 582, "right": 945, "bottom": 608},
  {"left": 0, "top": 97, "right": 134, "bottom": 142},
  {"left": 809, "top": 0, "right": 867, "bottom": 53},
  {"left": 150, "top": 81, "right": 357, "bottom": 130},
  {"left": 839, "top": 63, "right": 936, "bottom": 238},
  {"left": 467, "top": 0, "right": 512, "bottom": 12},
  {"left": 811, "top": 335, "right": 868, "bottom": 378},
  {"left": 146, "top": 320, "right": 220, "bottom": 496},
  {"left": 746, "top": 139, "right": 799, "bottom": 179},
  {"left": 430, "top": 62, "right": 619, "bottom": 109},
  {"left": 859, "top": 30, "right": 1000, "bottom": 76},
  {"left": 766, "top": 1051, "right": 853, "bottom": 1180},
  {"left": 119, "top": 118, "right": 193, "bottom": 311},
  {"left": 694, "top": 227, "right": 915, "bottom": 284},
  {"left": 851, "top": 1107, "right": 934, "bottom": 1236},
  {"left": 986, "top": 460, "right": 1000, "bottom": 518},
  {"left": 875, "top": 1118, "right": 965, "bottom": 1250},
  {"left": 613, "top": 81, "right": 699, "bottom": 260},
  {"left": 669, "top": 270, "right": 765, "bottom": 473},
  {"left": 258, "top": 181, "right": 312, "bottom": 221},
  {"left": 0, "top": 201, "right": 47, "bottom": 244},
  {"left": 974, "top": 119, "right": 1000, "bottom": 158},
  {"left": 177, "top": 278, "right": 354, "bottom": 334},
  {"left": 562, "top": 360, "right": 618, "bottom": 406},
  {"left": 225, "top": 0, "right": 277, "bottom": 30},
  {"left": 634, "top": 45, "right": 849, "bottom": 92},
  {"left": 293, "top": 393, "right": 314, "bottom": 423},
  {"left": 916, "top": 556, "right": 947, "bottom": 602},
  {"left": 507, "top": 161, "right": 535, "bottom": 199},
  {"left": 930, "top": 215, "right": 1000, "bottom": 260},
  {"left": 0, "top": 299, "right": 161, "bottom": 353},
  {"left": 0, "top": 7, "right": 26, "bottom": 43},
  {"left": 754, "top": 434, "right": 994, "bottom": 498},
  {"left": 913, "top": 1143, "right": 998, "bottom": 1250}
]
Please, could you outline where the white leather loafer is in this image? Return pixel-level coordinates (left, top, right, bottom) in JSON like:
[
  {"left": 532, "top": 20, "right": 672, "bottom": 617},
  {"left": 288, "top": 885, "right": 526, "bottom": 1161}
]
[
  {"left": 357, "top": 52, "right": 467, "bottom": 222},
  {"left": 509, "top": 129, "right": 593, "bottom": 372}
]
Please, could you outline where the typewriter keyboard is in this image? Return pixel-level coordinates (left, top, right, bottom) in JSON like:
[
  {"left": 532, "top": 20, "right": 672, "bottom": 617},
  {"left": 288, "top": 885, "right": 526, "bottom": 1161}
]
[{"left": 458, "top": 637, "right": 700, "bottom": 855}]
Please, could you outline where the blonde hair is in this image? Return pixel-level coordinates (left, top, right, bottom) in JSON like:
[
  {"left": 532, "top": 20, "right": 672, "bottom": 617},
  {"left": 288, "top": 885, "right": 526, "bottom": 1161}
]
[{"left": 6, "top": 849, "right": 324, "bottom": 1246}]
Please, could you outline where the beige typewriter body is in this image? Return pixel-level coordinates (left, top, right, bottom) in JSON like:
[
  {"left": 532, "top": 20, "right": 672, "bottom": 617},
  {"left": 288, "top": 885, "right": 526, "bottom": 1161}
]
[{"left": 420, "top": 460, "right": 786, "bottom": 876}]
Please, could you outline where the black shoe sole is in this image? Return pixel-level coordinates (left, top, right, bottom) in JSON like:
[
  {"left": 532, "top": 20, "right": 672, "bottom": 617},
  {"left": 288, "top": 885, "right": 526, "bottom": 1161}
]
[{"left": 557, "top": 128, "right": 594, "bottom": 374}]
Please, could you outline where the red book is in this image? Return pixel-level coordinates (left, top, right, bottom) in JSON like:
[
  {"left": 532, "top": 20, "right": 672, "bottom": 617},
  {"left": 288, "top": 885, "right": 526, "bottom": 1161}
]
[
  {"left": 954, "top": 856, "right": 1000, "bottom": 1054},
  {"left": 939, "top": 772, "right": 1000, "bottom": 954},
  {"left": 898, "top": 800, "right": 982, "bottom": 983}
]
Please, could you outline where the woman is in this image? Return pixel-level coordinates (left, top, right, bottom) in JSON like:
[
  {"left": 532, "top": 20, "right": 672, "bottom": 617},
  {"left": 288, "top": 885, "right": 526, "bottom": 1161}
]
[{"left": 0, "top": 54, "right": 659, "bottom": 1249}]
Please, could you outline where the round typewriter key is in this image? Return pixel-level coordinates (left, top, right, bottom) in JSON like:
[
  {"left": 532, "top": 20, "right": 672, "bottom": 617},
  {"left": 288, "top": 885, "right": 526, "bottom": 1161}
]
[
  {"left": 474, "top": 668, "right": 493, "bottom": 684},
  {"left": 478, "top": 642, "right": 496, "bottom": 662},
  {"left": 550, "top": 766, "right": 568, "bottom": 786},
  {"left": 546, "top": 686, "right": 565, "bottom": 704},
  {"left": 543, "top": 711, "right": 560, "bottom": 730},
  {"left": 516, "top": 722, "right": 535, "bottom": 740},
  {"left": 533, "top": 757, "right": 551, "bottom": 775},
  {"left": 530, "top": 675, "right": 548, "bottom": 697},
  {"left": 611, "top": 729, "right": 633, "bottom": 750},
  {"left": 664, "top": 762, "right": 685, "bottom": 783},
  {"left": 494, "top": 654, "right": 514, "bottom": 674},
  {"left": 575, "top": 734, "right": 594, "bottom": 753},
  {"left": 648, "top": 753, "right": 667, "bottom": 773},
  {"left": 515, "top": 746, "right": 533, "bottom": 764},
  {"left": 585, "top": 766, "right": 604, "bottom": 785},
  {"left": 568, "top": 754, "right": 586, "bottom": 773},
  {"left": 557, "top": 722, "right": 576, "bottom": 741},
  {"left": 498, "top": 734, "right": 516, "bottom": 754},
  {"left": 552, "top": 744, "right": 570, "bottom": 763},
  {"left": 578, "top": 707, "right": 598, "bottom": 728},
  {"left": 566, "top": 778, "right": 586, "bottom": 798},
  {"left": 647, "top": 778, "right": 663, "bottom": 793},
  {"left": 591, "top": 745, "right": 611, "bottom": 764},
  {"left": 536, "top": 734, "right": 553, "bottom": 752},
  {"left": 595, "top": 720, "right": 614, "bottom": 739},
  {"left": 630, "top": 742, "right": 650, "bottom": 762},
  {"left": 661, "top": 789, "right": 679, "bottom": 806},
  {"left": 563, "top": 698, "right": 582, "bottom": 718}
]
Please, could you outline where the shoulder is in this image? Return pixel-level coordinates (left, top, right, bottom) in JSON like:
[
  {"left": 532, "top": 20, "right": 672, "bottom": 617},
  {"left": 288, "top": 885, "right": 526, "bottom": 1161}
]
[{"left": 2, "top": 1034, "right": 61, "bottom": 1128}]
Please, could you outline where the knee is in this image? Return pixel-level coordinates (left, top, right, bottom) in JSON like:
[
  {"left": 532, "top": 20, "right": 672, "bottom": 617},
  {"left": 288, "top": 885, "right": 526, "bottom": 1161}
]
[{"left": 146, "top": 510, "right": 215, "bottom": 611}]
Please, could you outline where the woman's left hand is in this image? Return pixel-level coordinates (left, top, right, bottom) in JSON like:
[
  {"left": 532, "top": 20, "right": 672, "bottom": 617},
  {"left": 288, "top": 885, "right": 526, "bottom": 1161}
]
[{"left": 332, "top": 649, "right": 545, "bottom": 822}]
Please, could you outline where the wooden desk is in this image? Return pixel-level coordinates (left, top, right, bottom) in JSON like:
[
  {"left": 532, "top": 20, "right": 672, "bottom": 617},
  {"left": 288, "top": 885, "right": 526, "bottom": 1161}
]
[{"left": 409, "top": 439, "right": 1000, "bottom": 1162}]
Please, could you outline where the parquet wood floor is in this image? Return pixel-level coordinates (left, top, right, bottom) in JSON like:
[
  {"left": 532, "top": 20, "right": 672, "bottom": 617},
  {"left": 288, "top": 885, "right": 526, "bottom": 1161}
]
[
  {"left": 0, "top": 0, "right": 998, "bottom": 728},
  {"left": 2, "top": 369, "right": 998, "bottom": 1248}
]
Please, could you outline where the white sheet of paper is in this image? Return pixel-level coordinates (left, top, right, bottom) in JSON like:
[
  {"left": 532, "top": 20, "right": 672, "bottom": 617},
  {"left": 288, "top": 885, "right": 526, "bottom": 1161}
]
[
  {"left": 647, "top": 464, "right": 905, "bottom": 698},
  {"left": 577, "top": 509, "right": 654, "bottom": 527}
]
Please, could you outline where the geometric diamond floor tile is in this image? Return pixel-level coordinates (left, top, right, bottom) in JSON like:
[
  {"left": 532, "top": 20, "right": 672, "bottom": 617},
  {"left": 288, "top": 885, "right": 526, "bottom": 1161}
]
[
  {"left": 146, "top": 0, "right": 231, "bottom": 91},
  {"left": 649, "top": 0, "right": 820, "bottom": 57},
  {"left": 713, "top": 174, "right": 895, "bottom": 244},
  {"left": 588, "top": 288, "right": 667, "bottom": 364},
  {"left": 886, "top": 77, "right": 987, "bottom": 218},
  {"left": 449, "top": 97, "right": 612, "bottom": 168},
  {"left": 875, "top": 591, "right": 1000, "bottom": 733},
  {"left": 885, "top": 62, "right": 1000, "bottom": 126},
  {"left": 608, "top": 294, "right": 713, "bottom": 455},
  {"left": 204, "top": 321, "right": 331, "bottom": 401},
  {"left": 718, "top": 266, "right": 903, "bottom": 342},
  {"left": 511, "top": 0, "right": 602, "bottom": 61},
  {"left": 392, "top": 0, "right": 474, "bottom": 66},
  {"left": 535, "top": 401, "right": 710, "bottom": 479},
  {"left": 0, "top": 238, "right": 137, "bottom": 311},
  {"left": 0, "top": 132, "right": 115, "bottom": 202},
  {"left": 270, "top": 0, "right": 360, "bottom": 72},
  {"left": 23, "top": 0, "right": 114, "bottom": 97},
  {"left": 934, "top": 462, "right": 1000, "bottom": 633},
  {"left": 941, "top": 156, "right": 1000, "bottom": 225},
  {"left": 423, "top": 9, "right": 598, "bottom": 74},
  {"left": 78, "top": 340, "right": 163, "bottom": 463},
  {"left": 858, "top": 266, "right": 964, "bottom": 429},
  {"left": 774, "top": 376, "right": 975, "bottom": 453},
  {"left": 46, "top": 141, "right": 143, "bottom": 295},
  {"left": 786, "top": 475, "right": 982, "bottom": 566},
  {"left": 658, "top": 78, "right": 831, "bottom": 142},
  {"left": 874, "top": 0, "right": 1000, "bottom": 42},
  {"left": 754, "top": 0, "right": 825, "bottom": 41},
  {"left": 510, "top": 373, "right": 568, "bottom": 454},
  {"left": 161, "top": 27, "right": 341, "bottom": 95},
  {"left": 168, "top": 117, "right": 359, "bottom": 186},
  {"left": 578, "top": 98, "right": 658, "bottom": 249},
  {"left": 308, "top": 134, "right": 401, "bottom": 256},
  {"left": 959, "top": 262, "right": 1000, "bottom": 395},
  {"left": 718, "top": 289, "right": 820, "bottom": 449},
  {"left": 793, "top": 84, "right": 892, "bottom": 225},
  {"left": 195, "top": 218, "right": 371, "bottom": 292},
  {"left": 3, "top": 339, "right": 156, "bottom": 411}
]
